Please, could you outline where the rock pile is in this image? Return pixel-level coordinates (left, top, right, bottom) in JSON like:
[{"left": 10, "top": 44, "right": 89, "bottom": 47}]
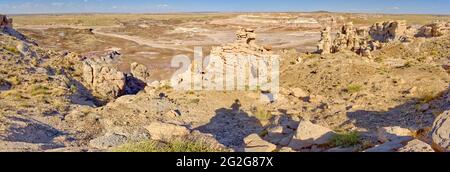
[{"left": 210, "top": 27, "right": 272, "bottom": 58}]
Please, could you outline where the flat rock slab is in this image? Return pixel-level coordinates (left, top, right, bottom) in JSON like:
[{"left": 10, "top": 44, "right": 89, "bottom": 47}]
[{"left": 244, "top": 134, "right": 277, "bottom": 152}]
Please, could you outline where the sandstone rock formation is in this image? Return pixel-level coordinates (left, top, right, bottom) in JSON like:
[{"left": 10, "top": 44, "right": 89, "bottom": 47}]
[
  {"left": 1, "top": 14, "right": 35, "bottom": 45},
  {"left": 0, "top": 15, "right": 13, "bottom": 28},
  {"left": 210, "top": 27, "right": 272, "bottom": 58},
  {"left": 431, "top": 110, "right": 450, "bottom": 152},
  {"left": 82, "top": 51, "right": 126, "bottom": 100},
  {"left": 417, "top": 22, "right": 446, "bottom": 38},
  {"left": 317, "top": 22, "right": 381, "bottom": 58},
  {"left": 369, "top": 20, "right": 408, "bottom": 42},
  {"left": 317, "top": 27, "right": 332, "bottom": 54},
  {"left": 130, "top": 62, "right": 151, "bottom": 82},
  {"left": 173, "top": 28, "right": 275, "bottom": 91}
]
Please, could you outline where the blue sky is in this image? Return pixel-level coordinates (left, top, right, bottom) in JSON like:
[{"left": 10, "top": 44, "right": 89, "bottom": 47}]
[{"left": 0, "top": 0, "right": 449, "bottom": 15}]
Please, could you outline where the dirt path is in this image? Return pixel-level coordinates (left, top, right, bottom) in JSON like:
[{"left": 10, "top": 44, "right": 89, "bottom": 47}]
[{"left": 17, "top": 25, "right": 194, "bottom": 52}]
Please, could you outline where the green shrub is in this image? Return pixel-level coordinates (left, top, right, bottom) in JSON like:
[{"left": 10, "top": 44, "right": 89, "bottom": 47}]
[
  {"left": 29, "top": 85, "right": 51, "bottom": 96},
  {"left": 113, "top": 139, "right": 223, "bottom": 152},
  {"left": 345, "top": 84, "right": 363, "bottom": 94},
  {"left": 330, "top": 131, "right": 361, "bottom": 148},
  {"left": 251, "top": 107, "right": 272, "bottom": 122},
  {"left": 4, "top": 46, "right": 20, "bottom": 54}
]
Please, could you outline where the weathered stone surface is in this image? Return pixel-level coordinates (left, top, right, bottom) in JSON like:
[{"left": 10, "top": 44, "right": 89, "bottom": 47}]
[
  {"left": 317, "top": 27, "right": 332, "bottom": 54},
  {"left": 82, "top": 51, "right": 126, "bottom": 99},
  {"left": 130, "top": 62, "right": 151, "bottom": 82},
  {"left": 364, "top": 136, "right": 413, "bottom": 152},
  {"left": 89, "top": 133, "right": 127, "bottom": 149},
  {"left": 244, "top": 134, "right": 277, "bottom": 152},
  {"left": 288, "top": 120, "right": 336, "bottom": 150},
  {"left": 417, "top": 22, "right": 446, "bottom": 38},
  {"left": 290, "top": 87, "right": 309, "bottom": 98},
  {"left": 431, "top": 110, "right": 450, "bottom": 152},
  {"left": 144, "top": 122, "right": 190, "bottom": 141},
  {"left": 377, "top": 126, "right": 412, "bottom": 143},
  {"left": 173, "top": 27, "right": 275, "bottom": 91},
  {"left": 398, "top": 139, "right": 434, "bottom": 152},
  {"left": 369, "top": 20, "right": 408, "bottom": 42}
]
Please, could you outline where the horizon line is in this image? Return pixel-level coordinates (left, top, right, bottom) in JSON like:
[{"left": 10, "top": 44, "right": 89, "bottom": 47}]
[{"left": 5, "top": 10, "right": 450, "bottom": 16}]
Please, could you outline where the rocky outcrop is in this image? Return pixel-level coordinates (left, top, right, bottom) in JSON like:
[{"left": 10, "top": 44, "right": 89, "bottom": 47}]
[
  {"left": 369, "top": 20, "right": 409, "bottom": 42},
  {"left": 210, "top": 27, "right": 272, "bottom": 58},
  {"left": 1, "top": 14, "right": 35, "bottom": 45},
  {"left": 0, "top": 15, "right": 13, "bottom": 28},
  {"left": 416, "top": 22, "right": 446, "bottom": 38},
  {"left": 130, "top": 62, "right": 151, "bottom": 82},
  {"left": 82, "top": 51, "right": 126, "bottom": 100},
  {"left": 431, "top": 110, "right": 450, "bottom": 152},
  {"left": 317, "top": 27, "right": 332, "bottom": 54},
  {"left": 317, "top": 22, "right": 381, "bottom": 58},
  {"left": 173, "top": 28, "right": 275, "bottom": 91}
]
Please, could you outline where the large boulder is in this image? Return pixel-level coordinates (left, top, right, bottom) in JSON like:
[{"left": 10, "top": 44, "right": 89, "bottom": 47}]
[
  {"left": 431, "top": 110, "right": 450, "bottom": 152},
  {"left": 288, "top": 119, "right": 336, "bottom": 150},
  {"left": 244, "top": 134, "right": 277, "bottom": 152},
  {"left": 144, "top": 122, "right": 190, "bottom": 141},
  {"left": 82, "top": 51, "right": 126, "bottom": 100}
]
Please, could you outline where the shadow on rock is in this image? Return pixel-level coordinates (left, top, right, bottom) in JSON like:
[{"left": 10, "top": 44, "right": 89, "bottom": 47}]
[
  {"left": 0, "top": 116, "right": 65, "bottom": 149},
  {"left": 196, "top": 100, "right": 264, "bottom": 149},
  {"left": 341, "top": 86, "right": 450, "bottom": 133}
]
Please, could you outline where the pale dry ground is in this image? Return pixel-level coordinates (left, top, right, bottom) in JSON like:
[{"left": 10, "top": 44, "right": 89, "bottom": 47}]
[{"left": 13, "top": 13, "right": 450, "bottom": 80}]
